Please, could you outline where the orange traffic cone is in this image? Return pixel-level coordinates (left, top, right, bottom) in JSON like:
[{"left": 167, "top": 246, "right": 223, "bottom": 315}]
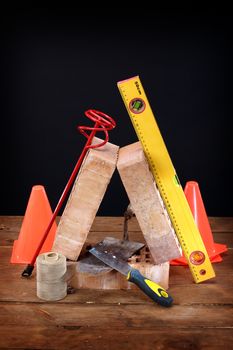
[
  {"left": 171, "top": 181, "right": 227, "bottom": 265},
  {"left": 11, "top": 185, "right": 57, "bottom": 264}
]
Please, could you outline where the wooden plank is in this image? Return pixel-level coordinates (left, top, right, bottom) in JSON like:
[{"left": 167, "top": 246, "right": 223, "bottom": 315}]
[
  {"left": 1, "top": 216, "right": 233, "bottom": 235},
  {"left": 91, "top": 216, "right": 233, "bottom": 233},
  {"left": 211, "top": 232, "right": 233, "bottom": 246},
  {"left": 209, "top": 217, "right": 233, "bottom": 232},
  {"left": 0, "top": 326, "right": 232, "bottom": 350},
  {"left": 0, "top": 278, "right": 233, "bottom": 305},
  {"left": 0, "top": 303, "right": 232, "bottom": 328},
  {"left": 53, "top": 139, "right": 119, "bottom": 260}
]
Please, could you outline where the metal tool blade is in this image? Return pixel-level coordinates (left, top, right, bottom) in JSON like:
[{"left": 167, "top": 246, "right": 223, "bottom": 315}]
[
  {"left": 92, "top": 236, "right": 144, "bottom": 259},
  {"left": 89, "top": 247, "right": 131, "bottom": 276},
  {"left": 79, "top": 236, "right": 144, "bottom": 275}
]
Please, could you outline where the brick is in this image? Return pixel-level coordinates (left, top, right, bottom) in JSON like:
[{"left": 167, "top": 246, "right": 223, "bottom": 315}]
[
  {"left": 68, "top": 246, "right": 170, "bottom": 290},
  {"left": 52, "top": 137, "right": 119, "bottom": 260},
  {"left": 117, "top": 141, "right": 182, "bottom": 264}
]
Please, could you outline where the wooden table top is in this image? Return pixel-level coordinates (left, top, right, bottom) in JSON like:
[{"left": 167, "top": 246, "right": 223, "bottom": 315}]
[{"left": 0, "top": 216, "right": 233, "bottom": 350}]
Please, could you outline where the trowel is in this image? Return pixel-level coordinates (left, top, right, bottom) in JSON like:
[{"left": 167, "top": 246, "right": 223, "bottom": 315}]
[
  {"left": 89, "top": 238, "right": 173, "bottom": 307},
  {"left": 78, "top": 236, "right": 144, "bottom": 275}
]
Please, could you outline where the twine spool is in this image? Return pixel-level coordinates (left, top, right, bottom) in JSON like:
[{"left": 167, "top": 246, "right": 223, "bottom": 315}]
[{"left": 36, "top": 252, "right": 67, "bottom": 301}]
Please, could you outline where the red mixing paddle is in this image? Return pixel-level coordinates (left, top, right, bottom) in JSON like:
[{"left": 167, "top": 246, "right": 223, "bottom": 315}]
[{"left": 22, "top": 109, "right": 116, "bottom": 277}]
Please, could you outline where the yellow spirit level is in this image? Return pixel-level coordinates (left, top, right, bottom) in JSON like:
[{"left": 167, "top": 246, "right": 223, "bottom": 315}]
[{"left": 117, "top": 76, "right": 215, "bottom": 283}]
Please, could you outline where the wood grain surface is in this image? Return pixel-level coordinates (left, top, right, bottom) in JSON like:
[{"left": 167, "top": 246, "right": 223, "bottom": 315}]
[{"left": 0, "top": 216, "right": 233, "bottom": 349}]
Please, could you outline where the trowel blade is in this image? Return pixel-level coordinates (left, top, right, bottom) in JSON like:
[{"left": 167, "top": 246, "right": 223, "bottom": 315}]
[
  {"left": 94, "top": 237, "right": 144, "bottom": 259},
  {"left": 78, "top": 236, "right": 145, "bottom": 275}
]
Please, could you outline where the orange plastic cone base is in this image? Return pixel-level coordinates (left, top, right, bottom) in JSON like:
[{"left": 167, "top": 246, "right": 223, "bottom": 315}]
[
  {"left": 10, "top": 185, "right": 57, "bottom": 264},
  {"left": 170, "top": 181, "right": 227, "bottom": 266}
]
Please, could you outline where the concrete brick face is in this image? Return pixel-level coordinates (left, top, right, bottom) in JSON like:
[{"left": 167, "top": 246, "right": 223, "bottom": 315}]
[
  {"left": 52, "top": 137, "right": 119, "bottom": 261},
  {"left": 117, "top": 141, "right": 182, "bottom": 264}
]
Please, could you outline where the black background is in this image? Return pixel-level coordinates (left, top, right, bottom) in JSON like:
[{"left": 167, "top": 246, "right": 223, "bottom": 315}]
[{"left": 1, "top": 6, "right": 233, "bottom": 216}]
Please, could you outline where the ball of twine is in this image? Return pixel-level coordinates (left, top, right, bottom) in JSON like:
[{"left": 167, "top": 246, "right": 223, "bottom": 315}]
[{"left": 36, "top": 252, "right": 67, "bottom": 301}]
